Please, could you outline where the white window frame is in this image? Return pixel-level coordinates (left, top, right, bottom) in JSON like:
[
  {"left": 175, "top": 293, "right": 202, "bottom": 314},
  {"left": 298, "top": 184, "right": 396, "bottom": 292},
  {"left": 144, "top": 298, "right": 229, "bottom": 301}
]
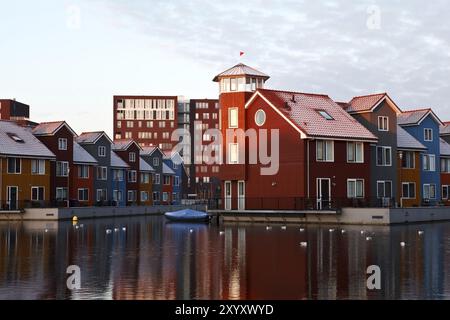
[
  {"left": 316, "top": 140, "right": 334, "bottom": 162},
  {"left": 129, "top": 152, "right": 136, "bottom": 162},
  {"left": 228, "top": 108, "right": 238, "bottom": 128},
  {"left": 7, "top": 157, "right": 22, "bottom": 174},
  {"left": 442, "top": 185, "right": 449, "bottom": 200},
  {"left": 402, "top": 182, "right": 416, "bottom": 199},
  {"left": 97, "top": 166, "right": 108, "bottom": 180},
  {"left": 347, "top": 142, "right": 364, "bottom": 163},
  {"left": 423, "top": 184, "right": 436, "bottom": 200},
  {"left": 424, "top": 128, "right": 433, "bottom": 142},
  {"left": 31, "top": 186, "right": 45, "bottom": 201},
  {"left": 347, "top": 179, "right": 365, "bottom": 198},
  {"left": 128, "top": 170, "right": 137, "bottom": 183},
  {"left": 229, "top": 143, "right": 239, "bottom": 164},
  {"left": 56, "top": 161, "right": 69, "bottom": 177},
  {"left": 78, "top": 188, "right": 89, "bottom": 202},
  {"left": 377, "top": 180, "right": 393, "bottom": 199},
  {"left": 376, "top": 146, "right": 392, "bottom": 167},
  {"left": 56, "top": 187, "right": 68, "bottom": 201},
  {"left": 58, "top": 138, "right": 68, "bottom": 151},
  {"left": 31, "top": 159, "right": 45, "bottom": 175},
  {"left": 377, "top": 116, "right": 389, "bottom": 132},
  {"left": 153, "top": 158, "right": 160, "bottom": 167},
  {"left": 98, "top": 146, "right": 106, "bottom": 157},
  {"left": 423, "top": 154, "right": 436, "bottom": 172},
  {"left": 402, "top": 151, "right": 415, "bottom": 169}
]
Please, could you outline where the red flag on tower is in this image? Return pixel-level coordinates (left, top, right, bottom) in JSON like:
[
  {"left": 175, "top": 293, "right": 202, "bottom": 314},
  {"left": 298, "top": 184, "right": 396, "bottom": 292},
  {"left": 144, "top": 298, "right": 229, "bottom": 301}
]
[{"left": 240, "top": 51, "right": 245, "bottom": 57}]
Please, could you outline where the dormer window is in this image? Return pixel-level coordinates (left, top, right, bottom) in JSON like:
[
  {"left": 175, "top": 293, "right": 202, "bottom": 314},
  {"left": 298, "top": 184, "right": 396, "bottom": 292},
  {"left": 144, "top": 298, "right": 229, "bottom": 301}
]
[
  {"left": 378, "top": 116, "right": 389, "bottom": 131},
  {"left": 7, "top": 133, "right": 24, "bottom": 143},
  {"left": 58, "top": 138, "right": 67, "bottom": 150},
  {"left": 424, "top": 128, "right": 433, "bottom": 142},
  {"left": 317, "top": 110, "right": 334, "bottom": 120}
]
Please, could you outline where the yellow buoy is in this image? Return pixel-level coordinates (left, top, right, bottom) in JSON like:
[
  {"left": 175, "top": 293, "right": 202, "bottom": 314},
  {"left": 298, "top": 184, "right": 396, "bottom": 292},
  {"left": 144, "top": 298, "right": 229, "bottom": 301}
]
[{"left": 72, "top": 216, "right": 78, "bottom": 222}]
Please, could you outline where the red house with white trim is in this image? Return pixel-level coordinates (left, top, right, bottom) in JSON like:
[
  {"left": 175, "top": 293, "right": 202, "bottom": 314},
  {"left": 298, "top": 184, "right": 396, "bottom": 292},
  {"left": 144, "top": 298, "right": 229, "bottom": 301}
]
[{"left": 214, "top": 64, "right": 377, "bottom": 210}]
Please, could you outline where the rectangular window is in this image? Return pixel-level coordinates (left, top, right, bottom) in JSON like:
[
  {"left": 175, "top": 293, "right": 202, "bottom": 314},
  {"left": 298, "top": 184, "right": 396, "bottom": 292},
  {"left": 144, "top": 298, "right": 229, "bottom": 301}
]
[
  {"left": 229, "top": 108, "right": 238, "bottom": 128},
  {"left": 140, "top": 173, "right": 150, "bottom": 184},
  {"left": 318, "top": 110, "right": 334, "bottom": 120},
  {"left": 152, "top": 173, "right": 161, "bottom": 184},
  {"left": 347, "top": 142, "right": 364, "bottom": 163},
  {"left": 347, "top": 179, "right": 364, "bottom": 198},
  {"left": 376, "top": 146, "right": 392, "bottom": 166},
  {"left": 31, "top": 187, "right": 45, "bottom": 201},
  {"left": 378, "top": 116, "right": 389, "bottom": 131},
  {"left": 402, "top": 151, "right": 415, "bottom": 169},
  {"left": 163, "top": 175, "right": 171, "bottom": 185},
  {"left": 78, "top": 188, "right": 89, "bottom": 201},
  {"left": 56, "top": 161, "right": 69, "bottom": 177},
  {"left": 441, "top": 158, "right": 450, "bottom": 173},
  {"left": 377, "top": 181, "right": 392, "bottom": 199},
  {"left": 127, "top": 190, "right": 137, "bottom": 202},
  {"left": 31, "top": 160, "right": 45, "bottom": 175},
  {"left": 423, "top": 154, "right": 436, "bottom": 171},
  {"left": 58, "top": 138, "right": 68, "bottom": 150},
  {"left": 98, "top": 146, "right": 106, "bottom": 157},
  {"left": 402, "top": 183, "right": 416, "bottom": 199},
  {"left": 7, "top": 158, "right": 21, "bottom": 174},
  {"left": 78, "top": 165, "right": 89, "bottom": 178},
  {"left": 424, "top": 128, "right": 433, "bottom": 142},
  {"left": 229, "top": 143, "right": 239, "bottom": 164},
  {"left": 316, "top": 140, "right": 334, "bottom": 162},
  {"left": 174, "top": 176, "right": 180, "bottom": 187},
  {"left": 423, "top": 184, "right": 436, "bottom": 199},
  {"left": 443, "top": 185, "right": 449, "bottom": 200},
  {"left": 128, "top": 170, "right": 137, "bottom": 183},
  {"left": 153, "top": 158, "right": 160, "bottom": 166},
  {"left": 230, "top": 78, "right": 237, "bottom": 91},
  {"left": 112, "top": 169, "right": 124, "bottom": 181},
  {"left": 162, "top": 192, "right": 169, "bottom": 202},
  {"left": 113, "top": 190, "right": 123, "bottom": 202},
  {"left": 129, "top": 152, "right": 136, "bottom": 162},
  {"left": 96, "top": 166, "right": 107, "bottom": 180},
  {"left": 140, "top": 191, "right": 149, "bottom": 202},
  {"left": 56, "top": 187, "right": 68, "bottom": 201},
  {"left": 153, "top": 192, "right": 160, "bottom": 201},
  {"left": 96, "top": 189, "right": 107, "bottom": 201}
]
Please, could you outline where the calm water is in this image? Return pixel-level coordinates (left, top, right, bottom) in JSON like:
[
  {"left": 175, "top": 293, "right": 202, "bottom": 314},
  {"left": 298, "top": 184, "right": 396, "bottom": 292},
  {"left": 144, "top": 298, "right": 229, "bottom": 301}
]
[{"left": 1, "top": 216, "right": 450, "bottom": 300}]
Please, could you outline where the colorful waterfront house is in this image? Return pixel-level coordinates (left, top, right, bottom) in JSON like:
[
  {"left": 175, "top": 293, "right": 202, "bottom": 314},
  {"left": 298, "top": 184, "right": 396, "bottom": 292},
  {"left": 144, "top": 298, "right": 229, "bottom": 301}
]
[
  {"left": 72, "top": 142, "right": 97, "bottom": 206},
  {"left": 139, "top": 157, "right": 154, "bottom": 206},
  {"left": 397, "top": 109, "right": 444, "bottom": 206},
  {"left": 440, "top": 122, "right": 450, "bottom": 144},
  {"left": 141, "top": 146, "right": 164, "bottom": 205},
  {"left": 0, "top": 121, "right": 55, "bottom": 210},
  {"left": 110, "top": 151, "right": 129, "bottom": 206},
  {"left": 396, "top": 126, "right": 427, "bottom": 207},
  {"left": 76, "top": 131, "right": 114, "bottom": 205},
  {"left": 112, "top": 139, "right": 142, "bottom": 206},
  {"left": 162, "top": 162, "right": 175, "bottom": 205},
  {"left": 163, "top": 151, "right": 183, "bottom": 205},
  {"left": 32, "top": 121, "right": 77, "bottom": 207},
  {"left": 439, "top": 138, "right": 450, "bottom": 205},
  {"left": 213, "top": 63, "right": 378, "bottom": 210},
  {"left": 341, "top": 93, "right": 403, "bottom": 207}
]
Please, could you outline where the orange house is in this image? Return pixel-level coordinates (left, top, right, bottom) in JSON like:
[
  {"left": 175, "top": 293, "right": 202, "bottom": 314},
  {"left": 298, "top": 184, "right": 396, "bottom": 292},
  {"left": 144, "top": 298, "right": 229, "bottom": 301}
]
[
  {"left": 0, "top": 121, "right": 55, "bottom": 210},
  {"left": 397, "top": 126, "right": 426, "bottom": 207}
]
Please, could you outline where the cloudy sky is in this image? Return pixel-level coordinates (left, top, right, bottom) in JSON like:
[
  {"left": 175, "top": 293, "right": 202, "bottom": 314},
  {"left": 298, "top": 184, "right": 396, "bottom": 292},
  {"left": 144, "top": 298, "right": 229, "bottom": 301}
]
[{"left": 1, "top": 0, "right": 449, "bottom": 135}]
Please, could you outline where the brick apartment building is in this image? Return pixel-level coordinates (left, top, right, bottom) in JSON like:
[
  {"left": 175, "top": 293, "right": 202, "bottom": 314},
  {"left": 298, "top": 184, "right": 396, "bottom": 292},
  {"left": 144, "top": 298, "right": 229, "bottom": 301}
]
[{"left": 113, "top": 96, "right": 178, "bottom": 151}]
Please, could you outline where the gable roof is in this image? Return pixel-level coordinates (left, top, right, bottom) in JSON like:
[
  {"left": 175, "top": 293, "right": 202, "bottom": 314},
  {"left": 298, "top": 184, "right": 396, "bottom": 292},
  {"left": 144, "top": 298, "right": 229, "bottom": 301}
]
[
  {"left": 440, "top": 138, "right": 450, "bottom": 157},
  {"left": 112, "top": 139, "right": 142, "bottom": 151},
  {"left": 346, "top": 93, "right": 402, "bottom": 114},
  {"left": 397, "top": 108, "right": 444, "bottom": 127},
  {"left": 73, "top": 142, "right": 98, "bottom": 165},
  {"left": 32, "top": 121, "right": 77, "bottom": 137},
  {"left": 77, "top": 131, "right": 113, "bottom": 145},
  {"left": 140, "top": 157, "right": 155, "bottom": 172},
  {"left": 163, "top": 151, "right": 184, "bottom": 164},
  {"left": 213, "top": 63, "right": 270, "bottom": 82},
  {"left": 162, "top": 163, "right": 175, "bottom": 175},
  {"left": 0, "top": 120, "right": 56, "bottom": 159},
  {"left": 110, "top": 151, "right": 129, "bottom": 168},
  {"left": 441, "top": 122, "right": 450, "bottom": 136},
  {"left": 141, "top": 146, "right": 163, "bottom": 156},
  {"left": 397, "top": 126, "right": 426, "bottom": 151},
  {"left": 249, "top": 89, "right": 378, "bottom": 141}
]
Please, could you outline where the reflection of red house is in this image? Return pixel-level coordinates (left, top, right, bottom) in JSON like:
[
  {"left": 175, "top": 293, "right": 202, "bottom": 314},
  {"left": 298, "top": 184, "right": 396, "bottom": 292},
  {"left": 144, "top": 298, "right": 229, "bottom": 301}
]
[
  {"left": 71, "top": 142, "right": 97, "bottom": 206},
  {"left": 214, "top": 63, "right": 377, "bottom": 210},
  {"left": 32, "top": 121, "right": 77, "bottom": 205}
]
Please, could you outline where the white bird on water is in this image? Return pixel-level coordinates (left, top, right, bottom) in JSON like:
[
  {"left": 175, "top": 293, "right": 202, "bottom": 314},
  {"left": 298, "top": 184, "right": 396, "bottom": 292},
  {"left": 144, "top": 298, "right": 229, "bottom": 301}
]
[
  {"left": 400, "top": 242, "right": 406, "bottom": 247},
  {"left": 299, "top": 228, "right": 305, "bottom": 232},
  {"left": 106, "top": 229, "right": 112, "bottom": 234},
  {"left": 114, "top": 228, "right": 119, "bottom": 232},
  {"left": 300, "top": 242, "right": 308, "bottom": 247},
  {"left": 219, "top": 231, "right": 225, "bottom": 236},
  {"left": 329, "top": 228, "right": 335, "bottom": 233},
  {"left": 75, "top": 225, "right": 79, "bottom": 230},
  {"left": 418, "top": 231, "right": 424, "bottom": 235},
  {"left": 122, "top": 227, "right": 127, "bottom": 232},
  {"left": 189, "top": 229, "right": 194, "bottom": 233},
  {"left": 281, "top": 226, "right": 287, "bottom": 230},
  {"left": 266, "top": 226, "right": 272, "bottom": 231},
  {"left": 366, "top": 237, "right": 372, "bottom": 241},
  {"left": 44, "top": 229, "right": 49, "bottom": 233},
  {"left": 341, "top": 230, "right": 346, "bottom": 234},
  {"left": 360, "top": 230, "right": 365, "bottom": 235}
]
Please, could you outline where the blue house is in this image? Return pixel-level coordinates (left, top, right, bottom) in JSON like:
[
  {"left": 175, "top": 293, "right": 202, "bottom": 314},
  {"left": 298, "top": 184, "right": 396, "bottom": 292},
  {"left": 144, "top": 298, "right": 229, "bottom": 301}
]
[
  {"left": 398, "top": 109, "right": 444, "bottom": 205},
  {"left": 163, "top": 152, "right": 183, "bottom": 205},
  {"left": 110, "top": 150, "right": 129, "bottom": 206}
]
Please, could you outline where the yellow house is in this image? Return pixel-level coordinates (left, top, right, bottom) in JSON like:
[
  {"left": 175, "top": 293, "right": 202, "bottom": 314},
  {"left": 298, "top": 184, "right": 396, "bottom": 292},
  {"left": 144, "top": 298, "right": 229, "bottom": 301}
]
[{"left": 0, "top": 121, "right": 55, "bottom": 210}]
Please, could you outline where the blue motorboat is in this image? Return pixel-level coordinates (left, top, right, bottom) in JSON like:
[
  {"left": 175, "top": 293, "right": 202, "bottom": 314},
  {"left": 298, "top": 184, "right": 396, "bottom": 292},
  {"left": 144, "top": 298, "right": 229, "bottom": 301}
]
[{"left": 164, "top": 209, "right": 210, "bottom": 223}]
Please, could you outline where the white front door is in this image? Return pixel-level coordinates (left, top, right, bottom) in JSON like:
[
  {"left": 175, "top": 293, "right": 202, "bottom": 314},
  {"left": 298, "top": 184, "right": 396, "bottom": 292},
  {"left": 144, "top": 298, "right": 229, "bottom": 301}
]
[
  {"left": 316, "top": 178, "right": 331, "bottom": 210},
  {"left": 238, "top": 181, "right": 245, "bottom": 210},
  {"left": 225, "top": 181, "right": 232, "bottom": 210}
]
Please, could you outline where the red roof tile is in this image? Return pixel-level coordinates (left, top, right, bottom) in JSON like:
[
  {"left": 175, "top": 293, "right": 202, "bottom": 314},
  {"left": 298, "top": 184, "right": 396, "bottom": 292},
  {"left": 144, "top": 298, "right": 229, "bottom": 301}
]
[
  {"left": 257, "top": 89, "right": 377, "bottom": 141},
  {"left": 346, "top": 93, "right": 387, "bottom": 113}
]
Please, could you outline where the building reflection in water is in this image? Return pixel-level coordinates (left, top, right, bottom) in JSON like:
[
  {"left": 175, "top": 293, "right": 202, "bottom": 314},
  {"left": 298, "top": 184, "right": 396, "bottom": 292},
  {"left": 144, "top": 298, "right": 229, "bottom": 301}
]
[{"left": 1, "top": 218, "right": 450, "bottom": 300}]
